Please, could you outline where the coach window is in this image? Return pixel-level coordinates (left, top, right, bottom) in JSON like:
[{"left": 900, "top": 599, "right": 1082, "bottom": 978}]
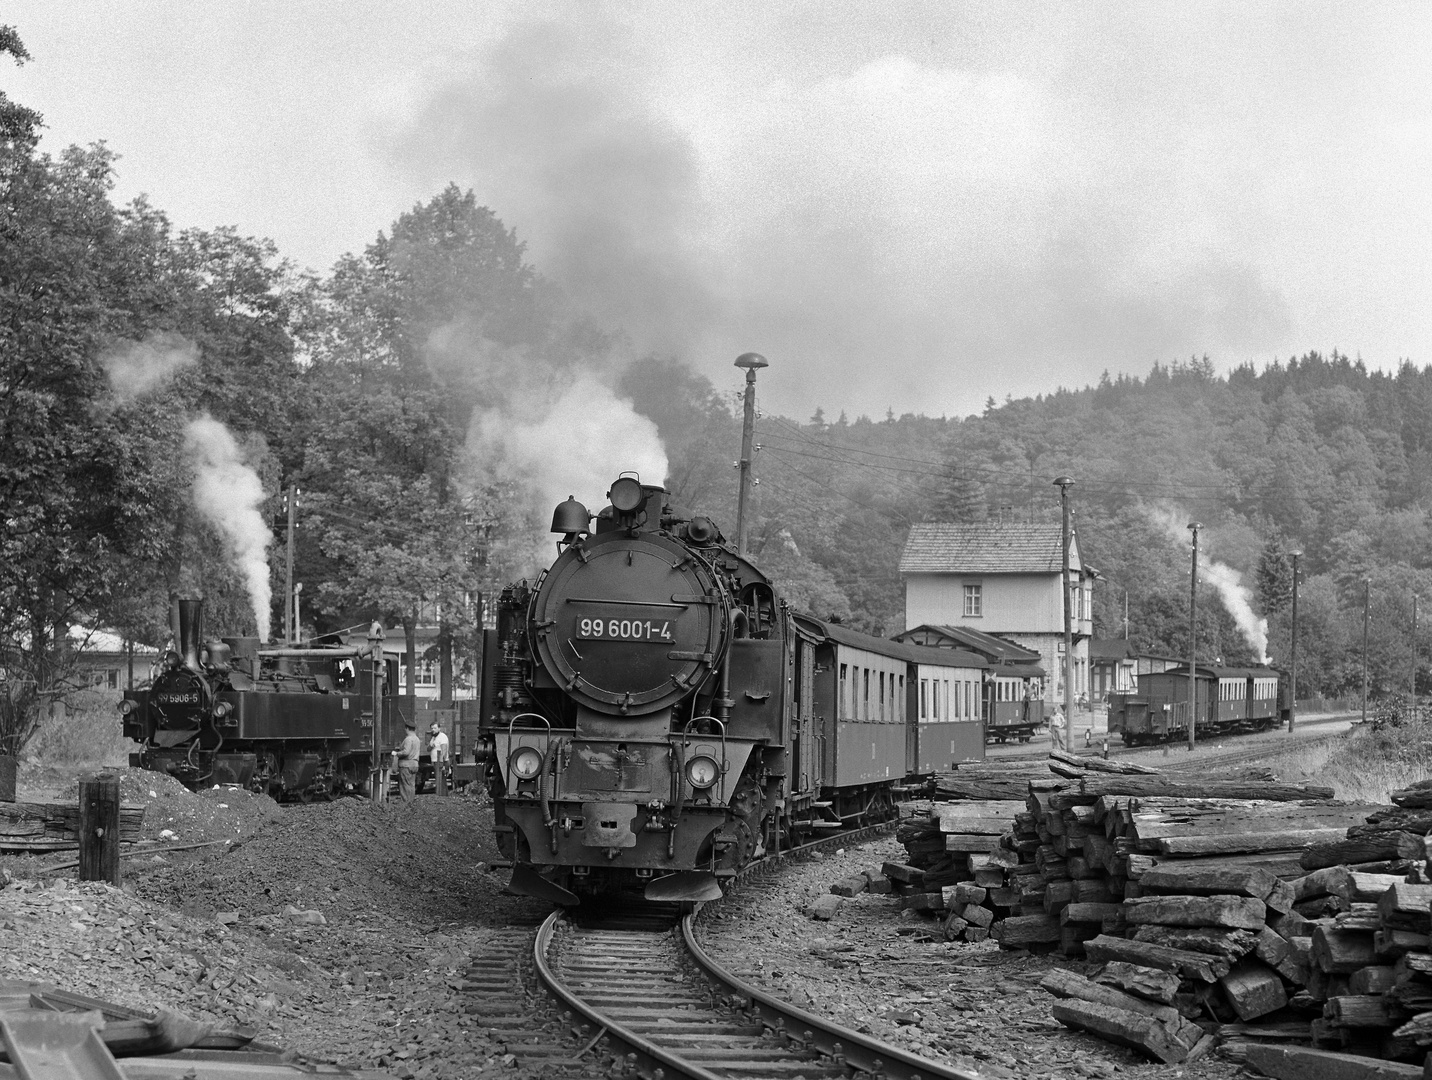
[
  {"left": 920, "top": 678, "right": 929, "bottom": 721},
  {"left": 862, "top": 668, "right": 869, "bottom": 721},
  {"left": 839, "top": 664, "right": 848, "bottom": 719},
  {"left": 898, "top": 675, "right": 905, "bottom": 722},
  {"left": 963, "top": 583, "right": 982, "bottom": 618}
]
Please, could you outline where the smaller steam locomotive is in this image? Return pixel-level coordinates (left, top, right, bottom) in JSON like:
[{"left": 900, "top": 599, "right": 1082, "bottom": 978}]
[{"left": 121, "top": 599, "right": 402, "bottom": 799}]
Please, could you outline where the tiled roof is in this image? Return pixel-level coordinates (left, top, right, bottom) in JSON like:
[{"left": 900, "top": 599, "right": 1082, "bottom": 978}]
[
  {"left": 895, "top": 625, "right": 1042, "bottom": 666},
  {"left": 1089, "top": 639, "right": 1134, "bottom": 661},
  {"left": 899, "top": 523, "right": 1074, "bottom": 574}
]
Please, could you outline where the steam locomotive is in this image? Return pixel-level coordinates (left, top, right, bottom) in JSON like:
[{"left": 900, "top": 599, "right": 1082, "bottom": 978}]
[
  {"left": 120, "top": 600, "right": 403, "bottom": 799},
  {"left": 477, "top": 473, "right": 989, "bottom": 905}
]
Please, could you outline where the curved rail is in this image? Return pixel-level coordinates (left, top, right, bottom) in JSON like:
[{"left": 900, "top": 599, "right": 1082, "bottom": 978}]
[
  {"left": 682, "top": 911, "right": 981, "bottom": 1080},
  {"left": 531, "top": 817, "right": 981, "bottom": 1080}
]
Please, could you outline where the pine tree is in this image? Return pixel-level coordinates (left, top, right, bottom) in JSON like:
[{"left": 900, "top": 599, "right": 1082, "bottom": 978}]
[{"left": 1255, "top": 536, "right": 1294, "bottom": 615}]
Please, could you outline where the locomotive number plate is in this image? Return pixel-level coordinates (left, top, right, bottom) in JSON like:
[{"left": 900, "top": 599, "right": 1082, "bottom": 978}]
[{"left": 575, "top": 616, "right": 673, "bottom": 642}]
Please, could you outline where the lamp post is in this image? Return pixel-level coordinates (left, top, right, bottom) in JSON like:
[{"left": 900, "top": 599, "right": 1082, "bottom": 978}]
[
  {"left": 1187, "top": 522, "right": 1203, "bottom": 752},
  {"left": 1287, "top": 550, "right": 1301, "bottom": 733},
  {"left": 1053, "top": 476, "right": 1075, "bottom": 752},
  {"left": 733, "top": 352, "right": 768, "bottom": 557}
]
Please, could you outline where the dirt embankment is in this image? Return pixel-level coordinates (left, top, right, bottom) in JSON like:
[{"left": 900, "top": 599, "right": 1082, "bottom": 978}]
[{"left": 1, "top": 767, "right": 544, "bottom": 1079}]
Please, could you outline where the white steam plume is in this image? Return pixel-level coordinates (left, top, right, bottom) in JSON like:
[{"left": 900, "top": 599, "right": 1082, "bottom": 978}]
[
  {"left": 183, "top": 415, "right": 273, "bottom": 641},
  {"left": 100, "top": 331, "right": 198, "bottom": 401},
  {"left": 471, "top": 372, "right": 667, "bottom": 572},
  {"left": 1147, "top": 507, "right": 1268, "bottom": 662},
  {"left": 1202, "top": 561, "right": 1270, "bottom": 664}
]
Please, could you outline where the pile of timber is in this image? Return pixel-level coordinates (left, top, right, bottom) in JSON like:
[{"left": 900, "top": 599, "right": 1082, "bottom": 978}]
[
  {"left": 887, "top": 799, "right": 1025, "bottom": 942},
  {"left": 992, "top": 755, "right": 1348, "bottom": 957},
  {"left": 0, "top": 799, "right": 145, "bottom": 852}
]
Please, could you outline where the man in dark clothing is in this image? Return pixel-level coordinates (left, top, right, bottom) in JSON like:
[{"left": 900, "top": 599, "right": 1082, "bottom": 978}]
[{"left": 396, "top": 718, "right": 422, "bottom": 804}]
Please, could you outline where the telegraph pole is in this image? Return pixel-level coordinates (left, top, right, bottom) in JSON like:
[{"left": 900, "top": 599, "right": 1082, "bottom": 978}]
[
  {"left": 1187, "top": 522, "right": 1202, "bottom": 752},
  {"left": 1054, "top": 477, "right": 1075, "bottom": 752},
  {"left": 1414, "top": 595, "right": 1420, "bottom": 709},
  {"left": 1363, "top": 577, "right": 1371, "bottom": 723},
  {"left": 284, "top": 485, "right": 297, "bottom": 642},
  {"left": 1288, "top": 550, "right": 1301, "bottom": 733},
  {"left": 734, "top": 353, "right": 768, "bottom": 556}
]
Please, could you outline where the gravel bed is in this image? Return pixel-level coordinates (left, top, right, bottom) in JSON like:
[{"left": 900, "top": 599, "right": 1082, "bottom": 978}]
[
  {"left": 1, "top": 766, "right": 547, "bottom": 1079},
  {"left": 698, "top": 834, "right": 1245, "bottom": 1080}
]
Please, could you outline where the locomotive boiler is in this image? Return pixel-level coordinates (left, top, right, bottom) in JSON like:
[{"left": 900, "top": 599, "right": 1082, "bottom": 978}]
[{"left": 121, "top": 599, "right": 402, "bottom": 799}]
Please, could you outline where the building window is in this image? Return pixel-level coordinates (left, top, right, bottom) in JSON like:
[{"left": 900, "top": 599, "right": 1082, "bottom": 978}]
[{"left": 963, "top": 583, "right": 982, "bottom": 617}]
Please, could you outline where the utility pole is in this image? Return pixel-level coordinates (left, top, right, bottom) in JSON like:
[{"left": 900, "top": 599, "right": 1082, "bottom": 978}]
[
  {"left": 1288, "top": 550, "right": 1301, "bottom": 733},
  {"left": 1187, "top": 522, "right": 1203, "bottom": 752},
  {"left": 1124, "top": 589, "right": 1129, "bottom": 641},
  {"left": 734, "top": 353, "right": 768, "bottom": 556},
  {"left": 284, "top": 485, "right": 297, "bottom": 642},
  {"left": 1414, "top": 595, "right": 1420, "bottom": 711},
  {"left": 1054, "top": 477, "right": 1075, "bottom": 752},
  {"left": 1363, "top": 577, "right": 1371, "bottom": 723}
]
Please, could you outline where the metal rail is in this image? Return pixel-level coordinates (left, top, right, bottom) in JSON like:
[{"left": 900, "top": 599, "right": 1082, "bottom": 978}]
[{"left": 530, "top": 817, "right": 981, "bottom": 1080}]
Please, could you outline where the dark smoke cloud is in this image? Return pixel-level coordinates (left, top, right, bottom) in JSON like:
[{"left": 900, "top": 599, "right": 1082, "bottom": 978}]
[
  {"left": 392, "top": 10, "right": 1300, "bottom": 419},
  {"left": 400, "top": 12, "right": 717, "bottom": 359}
]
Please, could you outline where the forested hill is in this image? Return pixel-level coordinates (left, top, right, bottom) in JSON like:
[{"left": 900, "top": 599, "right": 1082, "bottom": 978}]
[{"left": 671, "top": 353, "right": 1432, "bottom": 700}]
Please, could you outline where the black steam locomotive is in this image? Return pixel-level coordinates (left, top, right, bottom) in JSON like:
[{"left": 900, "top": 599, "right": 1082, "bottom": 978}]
[
  {"left": 121, "top": 599, "right": 402, "bottom": 799},
  {"left": 477, "top": 473, "right": 988, "bottom": 905}
]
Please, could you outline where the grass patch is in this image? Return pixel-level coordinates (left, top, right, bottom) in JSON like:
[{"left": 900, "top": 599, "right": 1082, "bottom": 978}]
[
  {"left": 1261, "top": 720, "right": 1432, "bottom": 803},
  {"left": 25, "top": 691, "right": 135, "bottom": 769}
]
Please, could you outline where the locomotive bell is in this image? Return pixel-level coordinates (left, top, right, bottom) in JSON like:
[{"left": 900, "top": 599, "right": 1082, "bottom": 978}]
[{"left": 551, "top": 496, "right": 590, "bottom": 535}]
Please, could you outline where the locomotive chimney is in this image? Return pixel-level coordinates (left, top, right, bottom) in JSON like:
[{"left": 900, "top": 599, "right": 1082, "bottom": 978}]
[{"left": 177, "top": 599, "right": 203, "bottom": 672}]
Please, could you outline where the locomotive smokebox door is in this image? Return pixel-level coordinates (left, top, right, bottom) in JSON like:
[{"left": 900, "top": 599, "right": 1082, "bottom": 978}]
[
  {"left": 582, "top": 801, "right": 638, "bottom": 849},
  {"left": 529, "top": 531, "right": 730, "bottom": 719}
]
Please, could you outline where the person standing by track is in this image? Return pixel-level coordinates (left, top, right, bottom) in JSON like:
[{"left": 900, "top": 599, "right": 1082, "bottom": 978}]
[
  {"left": 396, "top": 717, "right": 422, "bottom": 804},
  {"left": 428, "top": 721, "right": 450, "bottom": 794}
]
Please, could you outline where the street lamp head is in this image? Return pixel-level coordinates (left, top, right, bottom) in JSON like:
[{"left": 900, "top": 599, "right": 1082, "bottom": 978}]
[
  {"left": 734, "top": 352, "right": 769, "bottom": 370},
  {"left": 1286, "top": 549, "right": 1303, "bottom": 559},
  {"left": 1053, "top": 476, "right": 1074, "bottom": 488},
  {"left": 1187, "top": 521, "right": 1203, "bottom": 533}
]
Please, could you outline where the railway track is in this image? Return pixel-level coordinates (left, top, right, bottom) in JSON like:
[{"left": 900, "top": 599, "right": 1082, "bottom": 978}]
[{"left": 461, "top": 822, "right": 981, "bottom": 1080}]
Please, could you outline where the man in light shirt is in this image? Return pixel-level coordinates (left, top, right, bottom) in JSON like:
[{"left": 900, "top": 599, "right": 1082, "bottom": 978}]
[{"left": 428, "top": 721, "right": 450, "bottom": 793}]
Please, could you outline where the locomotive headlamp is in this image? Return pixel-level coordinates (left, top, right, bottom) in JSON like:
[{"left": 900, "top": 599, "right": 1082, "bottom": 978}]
[
  {"left": 608, "top": 475, "right": 644, "bottom": 513},
  {"left": 685, "top": 754, "right": 720, "bottom": 790},
  {"left": 118, "top": 699, "right": 136, "bottom": 715},
  {"left": 213, "top": 701, "right": 233, "bottom": 719},
  {"left": 509, "top": 746, "right": 544, "bottom": 781}
]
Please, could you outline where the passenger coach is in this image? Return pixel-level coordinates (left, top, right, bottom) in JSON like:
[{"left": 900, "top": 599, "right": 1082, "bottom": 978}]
[{"left": 1107, "top": 662, "right": 1290, "bottom": 745}]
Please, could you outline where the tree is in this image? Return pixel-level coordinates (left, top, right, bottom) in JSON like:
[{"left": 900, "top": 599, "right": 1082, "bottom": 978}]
[
  {"left": 1256, "top": 535, "right": 1293, "bottom": 616},
  {"left": 0, "top": 143, "right": 184, "bottom": 751}
]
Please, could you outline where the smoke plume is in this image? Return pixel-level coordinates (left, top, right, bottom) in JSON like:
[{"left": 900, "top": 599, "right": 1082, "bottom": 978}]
[
  {"left": 100, "top": 331, "right": 198, "bottom": 401},
  {"left": 467, "top": 371, "right": 668, "bottom": 572},
  {"left": 1201, "top": 560, "right": 1270, "bottom": 664},
  {"left": 183, "top": 415, "right": 273, "bottom": 640},
  {"left": 1147, "top": 507, "right": 1268, "bottom": 662}
]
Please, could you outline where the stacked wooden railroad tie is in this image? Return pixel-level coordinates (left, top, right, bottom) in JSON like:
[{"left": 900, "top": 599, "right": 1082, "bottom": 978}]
[
  {"left": 993, "top": 751, "right": 1348, "bottom": 958},
  {"left": 0, "top": 799, "right": 145, "bottom": 852},
  {"left": 886, "top": 797, "right": 1025, "bottom": 942}
]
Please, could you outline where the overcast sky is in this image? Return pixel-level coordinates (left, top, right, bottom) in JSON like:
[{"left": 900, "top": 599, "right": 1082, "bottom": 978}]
[{"left": 6, "top": 2, "right": 1429, "bottom": 420}]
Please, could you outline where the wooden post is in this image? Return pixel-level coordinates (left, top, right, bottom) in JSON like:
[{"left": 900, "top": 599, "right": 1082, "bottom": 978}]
[{"left": 78, "top": 773, "right": 121, "bottom": 884}]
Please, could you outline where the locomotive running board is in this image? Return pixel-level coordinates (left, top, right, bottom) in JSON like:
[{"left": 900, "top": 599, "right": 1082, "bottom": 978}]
[
  {"left": 505, "top": 864, "right": 579, "bottom": 906},
  {"left": 644, "top": 870, "right": 723, "bottom": 903}
]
